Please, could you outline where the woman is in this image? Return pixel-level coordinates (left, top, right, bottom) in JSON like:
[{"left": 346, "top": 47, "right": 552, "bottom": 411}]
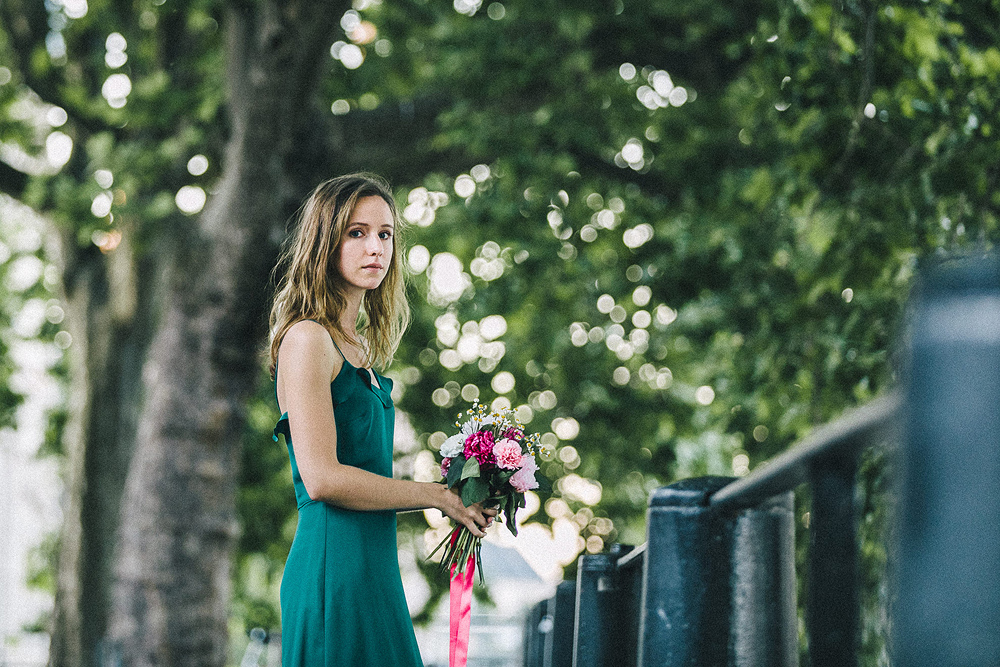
[{"left": 268, "top": 173, "right": 495, "bottom": 666}]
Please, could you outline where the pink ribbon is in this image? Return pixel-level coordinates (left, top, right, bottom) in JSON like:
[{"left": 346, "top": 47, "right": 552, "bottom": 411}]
[{"left": 448, "top": 554, "right": 476, "bottom": 667}]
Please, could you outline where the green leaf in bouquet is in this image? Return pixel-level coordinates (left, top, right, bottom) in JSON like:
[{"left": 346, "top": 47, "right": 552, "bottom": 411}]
[
  {"left": 460, "top": 476, "right": 489, "bottom": 506},
  {"left": 461, "top": 456, "right": 481, "bottom": 480},
  {"left": 446, "top": 455, "right": 467, "bottom": 489},
  {"left": 504, "top": 493, "right": 518, "bottom": 536},
  {"left": 496, "top": 469, "right": 516, "bottom": 485}
]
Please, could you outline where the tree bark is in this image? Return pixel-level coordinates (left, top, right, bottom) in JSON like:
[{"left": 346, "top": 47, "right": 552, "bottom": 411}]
[
  {"left": 49, "top": 231, "right": 153, "bottom": 667},
  {"left": 104, "top": 2, "right": 343, "bottom": 664}
]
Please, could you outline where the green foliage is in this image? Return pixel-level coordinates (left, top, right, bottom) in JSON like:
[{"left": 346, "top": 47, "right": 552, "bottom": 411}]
[
  {"left": 0, "top": 195, "right": 64, "bottom": 444},
  {"left": 23, "top": 531, "right": 60, "bottom": 634},
  {"left": 4, "top": 0, "right": 1000, "bottom": 660},
  {"left": 232, "top": 369, "right": 295, "bottom": 636}
]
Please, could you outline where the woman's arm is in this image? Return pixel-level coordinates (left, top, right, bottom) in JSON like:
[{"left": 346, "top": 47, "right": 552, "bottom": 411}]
[{"left": 277, "top": 320, "right": 494, "bottom": 537}]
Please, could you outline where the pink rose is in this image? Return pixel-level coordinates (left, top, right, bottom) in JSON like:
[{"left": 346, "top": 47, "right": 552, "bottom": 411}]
[
  {"left": 510, "top": 454, "right": 539, "bottom": 492},
  {"left": 441, "top": 458, "right": 451, "bottom": 478},
  {"left": 492, "top": 438, "right": 523, "bottom": 470},
  {"left": 463, "top": 430, "right": 496, "bottom": 467}
]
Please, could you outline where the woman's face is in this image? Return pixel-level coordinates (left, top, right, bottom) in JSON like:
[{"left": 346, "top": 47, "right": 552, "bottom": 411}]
[{"left": 335, "top": 195, "right": 394, "bottom": 294}]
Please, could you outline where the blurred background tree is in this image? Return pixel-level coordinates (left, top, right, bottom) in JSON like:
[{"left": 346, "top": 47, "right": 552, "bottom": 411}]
[{"left": 1, "top": 0, "right": 997, "bottom": 665}]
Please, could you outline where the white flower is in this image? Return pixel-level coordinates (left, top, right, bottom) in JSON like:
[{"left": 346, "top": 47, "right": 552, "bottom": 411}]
[
  {"left": 461, "top": 416, "right": 494, "bottom": 435},
  {"left": 440, "top": 433, "right": 466, "bottom": 458}
]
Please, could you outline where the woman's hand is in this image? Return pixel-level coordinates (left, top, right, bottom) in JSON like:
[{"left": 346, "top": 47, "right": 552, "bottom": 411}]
[{"left": 435, "top": 485, "right": 498, "bottom": 538}]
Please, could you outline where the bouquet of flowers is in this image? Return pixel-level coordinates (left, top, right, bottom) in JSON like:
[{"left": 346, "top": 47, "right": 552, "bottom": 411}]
[{"left": 428, "top": 400, "right": 551, "bottom": 581}]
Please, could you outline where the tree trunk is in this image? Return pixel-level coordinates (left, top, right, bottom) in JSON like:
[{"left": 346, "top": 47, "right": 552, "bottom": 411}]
[
  {"left": 104, "top": 2, "right": 342, "bottom": 664},
  {"left": 49, "top": 232, "right": 155, "bottom": 667}
]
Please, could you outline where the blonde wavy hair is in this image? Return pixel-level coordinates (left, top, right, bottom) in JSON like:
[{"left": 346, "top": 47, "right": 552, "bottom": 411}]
[{"left": 268, "top": 173, "right": 409, "bottom": 375}]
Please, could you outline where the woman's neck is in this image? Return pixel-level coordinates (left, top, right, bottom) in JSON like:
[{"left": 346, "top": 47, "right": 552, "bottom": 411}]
[{"left": 338, "top": 291, "right": 364, "bottom": 345}]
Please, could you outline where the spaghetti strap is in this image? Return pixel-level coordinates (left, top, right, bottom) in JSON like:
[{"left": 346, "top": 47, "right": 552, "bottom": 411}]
[
  {"left": 327, "top": 333, "right": 347, "bottom": 360},
  {"left": 274, "top": 319, "right": 342, "bottom": 415},
  {"left": 301, "top": 318, "right": 347, "bottom": 361},
  {"left": 273, "top": 355, "right": 281, "bottom": 412},
  {"left": 282, "top": 318, "right": 381, "bottom": 391}
]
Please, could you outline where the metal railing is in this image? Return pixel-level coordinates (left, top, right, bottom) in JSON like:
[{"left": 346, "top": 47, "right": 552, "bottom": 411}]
[{"left": 525, "top": 255, "right": 1000, "bottom": 667}]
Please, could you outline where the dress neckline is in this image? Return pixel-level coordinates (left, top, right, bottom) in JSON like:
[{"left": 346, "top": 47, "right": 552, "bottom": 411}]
[
  {"left": 273, "top": 340, "right": 389, "bottom": 417},
  {"left": 326, "top": 328, "right": 383, "bottom": 391},
  {"left": 337, "top": 353, "right": 383, "bottom": 390}
]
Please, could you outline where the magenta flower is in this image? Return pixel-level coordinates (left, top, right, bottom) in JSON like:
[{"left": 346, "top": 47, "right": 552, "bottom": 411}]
[
  {"left": 441, "top": 457, "right": 451, "bottom": 478},
  {"left": 503, "top": 427, "right": 524, "bottom": 441},
  {"left": 463, "top": 430, "right": 496, "bottom": 467},
  {"left": 510, "top": 454, "right": 539, "bottom": 492},
  {"left": 492, "top": 438, "right": 523, "bottom": 470}
]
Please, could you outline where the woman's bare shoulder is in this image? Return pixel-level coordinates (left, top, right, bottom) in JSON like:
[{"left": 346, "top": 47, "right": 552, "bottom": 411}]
[
  {"left": 283, "top": 319, "right": 331, "bottom": 343},
  {"left": 278, "top": 320, "right": 340, "bottom": 373}
]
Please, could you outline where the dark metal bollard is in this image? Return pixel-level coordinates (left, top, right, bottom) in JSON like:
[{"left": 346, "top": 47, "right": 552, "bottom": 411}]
[
  {"left": 616, "top": 546, "right": 645, "bottom": 667},
  {"left": 546, "top": 580, "right": 577, "bottom": 667},
  {"left": 524, "top": 599, "right": 549, "bottom": 667},
  {"left": 807, "top": 455, "right": 860, "bottom": 667},
  {"left": 897, "top": 256, "right": 1000, "bottom": 666},
  {"left": 573, "top": 544, "right": 635, "bottom": 667},
  {"left": 639, "top": 476, "right": 797, "bottom": 667}
]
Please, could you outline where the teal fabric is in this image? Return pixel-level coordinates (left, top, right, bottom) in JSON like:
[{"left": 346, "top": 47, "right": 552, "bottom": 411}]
[{"left": 273, "top": 347, "right": 423, "bottom": 666}]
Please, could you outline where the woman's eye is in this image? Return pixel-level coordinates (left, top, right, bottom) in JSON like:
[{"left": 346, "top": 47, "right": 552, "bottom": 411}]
[
  {"left": 348, "top": 229, "right": 363, "bottom": 238},
  {"left": 379, "top": 231, "right": 392, "bottom": 240}
]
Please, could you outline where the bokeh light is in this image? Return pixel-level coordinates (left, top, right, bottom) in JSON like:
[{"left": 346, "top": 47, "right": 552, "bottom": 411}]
[
  {"left": 407, "top": 245, "right": 430, "bottom": 273},
  {"left": 339, "top": 44, "right": 364, "bottom": 69},
  {"left": 187, "top": 155, "right": 209, "bottom": 176},
  {"left": 105, "top": 32, "right": 127, "bottom": 67},
  {"left": 175, "top": 185, "right": 207, "bottom": 214},
  {"left": 654, "top": 304, "right": 677, "bottom": 327},
  {"left": 491, "top": 371, "right": 515, "bottom": 394},
  {"left": 46, "top": 106, "right": 68, "bottom": 127},
  {"left": 454, "top": 174, "right": 476, "bottom": 198},
  {"left": 94, "top": 169, "right": 113, "bottom": 189},
  {"left": 350, "top": 21, "right": 377, "bottom": 45},
  {"left": 102, "top": 73, "right": 131, "bottom": 107},
  {"left": 623, "top": 224, "right": 654, "bottom": 248},
  {"left": 454, "top": 0, "right": 482, "bottom": 15},
  {"left": 732, "top": 454, "right": 750, "bottom": 476},
  {"left": 479, "top": 314, "right": 507, "bottom": 340},
  {"left": 61, "top": 0, "right": 88, "bottom": 19},
  {"left": 403, "top": 187, "right": 449, "bottom": 227},
  {"left": 552, "top": 417, "right": 580, "bottom": 440},
  {"left": 427, "top": 252, "right": 468, "bottom": 305},
  {"left": 695, "top": 385, "right": 715, "bottom": 405},
  {"left": 45, "top": 132, "right": 73, "bottom": 167},
  {"left": 340, "top": 10, "right": 361, "bottom": 32},
  {"left": 91, "top": 192, "right": 112, "bottom": 217},
  {"left": 106, "top": 32, "right": 126, "bottom": 51}
]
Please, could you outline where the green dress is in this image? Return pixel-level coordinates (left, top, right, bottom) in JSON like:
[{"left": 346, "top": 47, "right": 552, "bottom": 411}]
[{"left": 272, "top": 343, "right": 424, "bottom": 666}]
